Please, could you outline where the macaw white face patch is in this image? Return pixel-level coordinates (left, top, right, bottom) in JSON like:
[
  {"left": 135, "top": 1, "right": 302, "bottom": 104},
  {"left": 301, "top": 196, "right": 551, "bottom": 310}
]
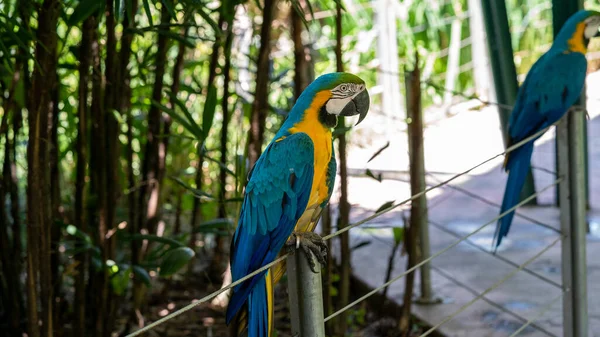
[
  {"left": 326, "top": 83, "right": 366, "bottom": 115},
  {"left": 584, "top": 16, "right": 600, "bottom": 39}
]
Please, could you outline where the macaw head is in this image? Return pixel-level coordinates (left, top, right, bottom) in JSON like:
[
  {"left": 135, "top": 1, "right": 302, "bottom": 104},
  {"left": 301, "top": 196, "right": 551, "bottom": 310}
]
[
  {"left": 299, "top": 72, "right": 370, "bottom": 128},
  {"left": 554, "top": 10, "right": 600, "bottom": 53}
]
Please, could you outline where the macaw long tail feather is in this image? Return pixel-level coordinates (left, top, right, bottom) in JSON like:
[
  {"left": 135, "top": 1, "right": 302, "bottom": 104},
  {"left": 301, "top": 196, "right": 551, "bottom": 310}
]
[
  {"left": 228, "top": 271, "right": 274, "bottom": 337},
  {"left": 494, "top": 141, "right": 535, "bottom": 249}
]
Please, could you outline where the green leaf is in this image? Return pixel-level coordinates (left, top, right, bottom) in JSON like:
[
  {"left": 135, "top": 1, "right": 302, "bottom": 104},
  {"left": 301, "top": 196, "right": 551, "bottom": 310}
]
[
  {"left": 367, "top": 141, "right": 390, "bottom": 163},
  {"left": 392, "top": 227, "right": 404, "bottom": 245},
  {"left": 193, "top": 218, "right": 233, "bottom": 234},
  {"left": 365, "top": 169, "right": 382, "bottom": 183},
  {"left": 157, "top": 30, "right": 195, "bottom": 49},
  {"left": 142, "top": 0, "right": 154, "bottom": 26},
  {"left": 110, "top": 266, "right": 131, "bottom": 296},
  {"left": 195, "top": 6, "right": 220, "bottom": 34},
  {"left": 329, "top": 285, "right": 338, "bottom": 297},
  {"left": 204, "top": 154, "right": 236, "bottom": 177},
  {"left": 165, "top": 91, "right": 203, "bottom": 138},
  {"left": 126, "top": 234, "right": 185, "bottom": 248},
  {"left": 115, "top": 0, "right": 122, "bottom": 22},
  {"left": 0, "top": 40, "right": 13, "bottom": 72},
  {"left": 64, "top": 224, "right": 93, "bottom": 246},
  {"left": 151, "top": 99, "right": 202, "bottom": 140},
  {"left": 170, "top": 176, "right": 213, "bottom": 199},
  {"left": 290, "top": 0, "right": 310, "bottom": 32},
  {"left": 202, "top": 85, "right": 217, "bottom": 140},
  {"left": 68, "top": 0, "right": 103, "bottom": 26},
  {"left": 132, "top": 265, "right": 152, "bottom": 287},
  {"left": 161, "top": 0, "right": 176, "bottom": 19},
  {"left": 375, "top": 200, "right": 395, "bottom": 214},
  {"left": 159, "top": 247, "right": 195, "bottom": 277}
]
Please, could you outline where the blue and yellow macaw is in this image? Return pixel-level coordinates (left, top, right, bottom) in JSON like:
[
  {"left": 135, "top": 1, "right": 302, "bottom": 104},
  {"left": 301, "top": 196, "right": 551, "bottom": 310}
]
[
  {"left": 494, "top": 10, "right": 600, "bottom": 248},
  {"left": 225, "top": 72, "right": 370, "bottom": 336}
]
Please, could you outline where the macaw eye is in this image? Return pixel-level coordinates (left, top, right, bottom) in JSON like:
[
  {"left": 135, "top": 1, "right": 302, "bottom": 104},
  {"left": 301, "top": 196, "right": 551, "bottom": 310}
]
[{"left": 340, "top": 84, "right": 348, "bottom": 92}]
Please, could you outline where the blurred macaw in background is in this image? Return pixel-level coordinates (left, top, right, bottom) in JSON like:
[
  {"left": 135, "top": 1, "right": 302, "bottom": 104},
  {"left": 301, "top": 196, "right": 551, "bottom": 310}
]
[
  {"left": 494, "top": 10, "right": 600, "bottom": 249},
  {"left": 225, "top": 72, "right": 370, "bottom": 337}
]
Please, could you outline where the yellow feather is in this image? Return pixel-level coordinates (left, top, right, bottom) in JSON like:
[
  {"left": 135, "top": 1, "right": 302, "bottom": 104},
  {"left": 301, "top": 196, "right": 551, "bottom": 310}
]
[
  {"left": 567, "top": 22, "right": 588, "bottom": 54},
  {"left": 266, "top": 271, "right": 274, "bottom": 337}
]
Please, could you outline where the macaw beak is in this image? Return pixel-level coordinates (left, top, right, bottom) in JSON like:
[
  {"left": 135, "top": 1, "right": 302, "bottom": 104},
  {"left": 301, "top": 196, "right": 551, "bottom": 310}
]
[{"left": 339, "top": 89, "right": 370, "bottom": 126}]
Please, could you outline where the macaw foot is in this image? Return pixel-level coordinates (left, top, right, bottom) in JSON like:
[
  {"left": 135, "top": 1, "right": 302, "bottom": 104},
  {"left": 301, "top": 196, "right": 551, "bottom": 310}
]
[{"left": 285, "top": 231, "right": 328, "bottom": 273}]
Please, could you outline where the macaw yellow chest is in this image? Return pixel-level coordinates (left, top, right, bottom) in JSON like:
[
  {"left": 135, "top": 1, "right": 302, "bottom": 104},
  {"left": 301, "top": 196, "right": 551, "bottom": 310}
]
[
  {"left": 289, "top": 124, "right": 332, "bottom": 208},
  {"left": 288, "top": 91, "right": 334, "bottom": 208}
]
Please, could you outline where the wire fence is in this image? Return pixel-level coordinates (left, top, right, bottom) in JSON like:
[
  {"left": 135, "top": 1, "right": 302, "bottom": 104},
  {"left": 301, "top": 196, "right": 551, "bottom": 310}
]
[{"left": 123, "top": 91, "right": 589, "bottom": 336}]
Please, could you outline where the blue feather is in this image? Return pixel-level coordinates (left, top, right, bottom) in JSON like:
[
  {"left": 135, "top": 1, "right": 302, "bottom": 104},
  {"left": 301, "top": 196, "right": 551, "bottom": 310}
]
[{"left": 494, "top": 142, "right": 534, "bottom": 248}]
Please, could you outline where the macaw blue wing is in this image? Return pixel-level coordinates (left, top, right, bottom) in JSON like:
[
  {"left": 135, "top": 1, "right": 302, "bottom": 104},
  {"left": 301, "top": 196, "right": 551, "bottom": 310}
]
[
  {"left": 508, "top": 52, "right": 587, "bottom": 144},
  {"left": 495, "top": 51, "right": 587, "bottom": 248},
  {"left": 226, "top": 132, "right": 315, "bottom": 328}
]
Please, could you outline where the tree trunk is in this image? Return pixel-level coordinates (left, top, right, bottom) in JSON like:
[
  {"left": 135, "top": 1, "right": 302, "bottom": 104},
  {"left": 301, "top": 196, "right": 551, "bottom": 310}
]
[
  {"left": 173, "top": 193, "right": 183, "bottom": 235},
  {"left": 187, "top": 148, "right": 204, "bottom": 276},
  {"left": 49, "top": 72, "right": 63, "bottom": 337},
  {"left": 0, "top": 40, "right": 27, "bottom": 333},
  {"left": 27, "top": 1, "right": 61, "bottom": 336},
  {"left": 201, "top": 14, "right": 226, "bottom": 281},
  {"left": 13, "top": 0, "right": 30, "bottom": 300},
  {"left": 137, "top": 3, "right": 170, "bottom": 249},
  {"left": 334, "top": 3, "right": 351, "bottom": 336},
  {"left": 87, "top": 12, "right": 110, "bottom": 337},
  {"left": 399, "top": 223, "right": 417, "bottom": 336},
  {"left": 160, "top": 25, "right": 187, "bottom": 200},
  {"left": 291, "top": 1, "right": 310, "bottom": 100},
  {"left": 1, "top": 81, "right": 23, "bottom": 335},
  {"left": 74, "top": 15, "right": 94, "bottom": 337},
  {"left": 247, "top": 0, "right": 276, "bottom": 167},
  {"left": 211, "top": 11, "right": 237, "bottom": 307},
  {"left": 102, "top": 2, "right": 121, "bottom": 331},
  {"left": 218, "top": 18, "right": 234, "bottom": 231},
  {"left": 133, "top": 3, "right": 171, "bottom": 322},
  {"left": 112, "top": 0, "right": 139, "bottom": 331}
]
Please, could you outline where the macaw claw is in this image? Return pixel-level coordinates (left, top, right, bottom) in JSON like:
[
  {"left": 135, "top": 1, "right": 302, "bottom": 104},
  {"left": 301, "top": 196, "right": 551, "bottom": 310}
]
[{"left": 285, "top": 231, "right": 328, "bottom": 273}]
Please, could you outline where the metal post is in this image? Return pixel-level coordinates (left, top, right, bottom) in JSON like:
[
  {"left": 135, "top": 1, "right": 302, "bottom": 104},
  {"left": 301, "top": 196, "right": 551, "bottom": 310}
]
[
  {"left": 552, "top": 0, "right": 589, "bottom": 210},
  {"left": 557, "top": 119, "right": 573, "bottom": 336},
  {"left": 568, "top": 109, "right": 588, "bottom": 337},
  {"left": 480, "top": 0, "right": 537, "bottom": 205},
  {"left": 287, "top": 251, "right": 326, "bottom": 337},
  {"left": 558, "top": 109, "right": 588, "bottom": 337},
  {"left": 405, "top": 55, "right": 438, "bottom": 304}
]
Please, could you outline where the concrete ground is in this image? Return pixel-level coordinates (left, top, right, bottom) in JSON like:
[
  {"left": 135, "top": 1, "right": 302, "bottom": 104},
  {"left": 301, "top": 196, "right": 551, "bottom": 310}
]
[{"left": 327, "top": 72, "right": 600, "bottom": 336}]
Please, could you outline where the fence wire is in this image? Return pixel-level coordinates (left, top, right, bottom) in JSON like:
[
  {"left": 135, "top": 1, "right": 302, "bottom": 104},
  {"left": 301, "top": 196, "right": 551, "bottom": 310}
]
[
  {"left": 357, "top": 225, "right": 560, "bottom": 336},
  {"left": 430, "top": 265, "right": 559, "bottom": 337},
  {"left": 428, "top": 219, "right": 562, "bottom": 289},
  {"left": 419, "top": 236, "right": 561, "bottom": 337},
  {"left": 324, "top": 179, "right": 561, "bottom": 323},
  {"left": 324, "top": 121, "right": 558, "bottom": 242},
  {"left": 425, "top": 172, "right": 560, "bottom": 234},
  {"left": 507, "top": 292, "right": 564, "bottom": 337},
  {"left": 125, "top": 97, "right": 567, "bottom": 337}
]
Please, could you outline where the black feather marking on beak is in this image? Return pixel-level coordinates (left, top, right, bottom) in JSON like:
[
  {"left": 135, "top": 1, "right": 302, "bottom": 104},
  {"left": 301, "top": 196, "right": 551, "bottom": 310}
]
[{"left": 339, "top": 89, "right": 370, "bottom": 126}]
